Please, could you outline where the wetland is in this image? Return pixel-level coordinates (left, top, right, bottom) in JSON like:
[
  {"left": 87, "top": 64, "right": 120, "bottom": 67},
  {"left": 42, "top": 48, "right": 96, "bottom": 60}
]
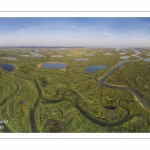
[{"left": 1, "top": 47, "right": 150, "bottom": 133}]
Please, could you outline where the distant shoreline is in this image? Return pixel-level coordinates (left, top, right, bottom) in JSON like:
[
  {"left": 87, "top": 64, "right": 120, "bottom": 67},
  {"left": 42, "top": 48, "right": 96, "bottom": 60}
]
[{"left": 37, "top": 63, "right": 43, "bottom": 68}]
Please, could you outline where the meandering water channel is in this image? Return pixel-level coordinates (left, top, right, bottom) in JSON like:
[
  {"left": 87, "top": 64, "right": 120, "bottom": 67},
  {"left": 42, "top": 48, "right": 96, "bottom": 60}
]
[{"left": 98, "top": 51, "right": 150, "bottom": 110}]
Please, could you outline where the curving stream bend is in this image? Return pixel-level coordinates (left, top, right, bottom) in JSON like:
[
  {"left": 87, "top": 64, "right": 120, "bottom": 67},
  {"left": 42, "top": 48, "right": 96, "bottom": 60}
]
[{"left": 98, "top": 51, "right": 150, "bottom": 110}]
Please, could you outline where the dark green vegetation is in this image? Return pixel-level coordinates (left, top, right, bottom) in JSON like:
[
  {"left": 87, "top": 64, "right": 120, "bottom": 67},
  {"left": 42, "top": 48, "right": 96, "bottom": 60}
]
[{"left": 0, "top": 48, "right": 150, "bottom": 132}]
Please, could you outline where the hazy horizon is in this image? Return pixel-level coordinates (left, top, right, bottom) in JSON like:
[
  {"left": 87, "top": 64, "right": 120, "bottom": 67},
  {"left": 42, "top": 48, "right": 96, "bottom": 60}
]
[{"left": 1, "top": 18, "right": 150, "bottom": 47}]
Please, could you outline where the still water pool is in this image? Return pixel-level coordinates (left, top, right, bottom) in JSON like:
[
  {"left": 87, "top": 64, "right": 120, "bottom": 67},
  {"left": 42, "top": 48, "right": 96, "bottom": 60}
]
[
  {"left": 84, "top": 65, "right": 108, "bottom": 73},
  {"left": 0, "top": 63, "right": 16, "bottom": 72},
  {"left": 41, "top": 62, "right": 66, "bottom": 69}
]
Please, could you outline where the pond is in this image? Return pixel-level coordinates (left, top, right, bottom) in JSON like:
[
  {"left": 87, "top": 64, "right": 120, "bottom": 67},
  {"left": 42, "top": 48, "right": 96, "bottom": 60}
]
[
  {"left": 1, "top": 57, "right": 16, "bottom": 60},
  {"left": 144, "top": 58, "right": 150, "bottom": 62},
  {"left": 84, "top": 65, "right": 108, "bottom": 73},
  {"left": 66, "top": 54, "right": 73, "bottom": 56},
  {"left": 120, "top": 56, "right": 129, "bottom": 59},
  {"left": 20, "top": 55, "right": 30, "bottom": 57},
  {"left": 85, "top": 54, "right": 94, "bottom": 56},
  {"left": 103, "top": 53, "right": 114, "bottom": 55},
  {"left": 75, "top": 58, "right": 88, "bottom": 61},
  {"left": 31, "top": 53, "right": 44, "bottom": 57},
  {"left": 119, "top": 53, "right": 126, "bottom": 55},
  {"left": 0, "top": 63, "right": 16, "bottom": 72},
  {"left": 51, "top": 55, "right": 64, "bottom": 58},
  {"left": 41, "top": 62, "right": 66, "bottom": 69}
]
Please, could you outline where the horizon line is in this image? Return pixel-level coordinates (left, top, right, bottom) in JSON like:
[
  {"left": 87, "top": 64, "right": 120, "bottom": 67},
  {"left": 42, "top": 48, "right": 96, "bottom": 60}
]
[{"left": 0, "top": 46, "right": 150, "bottom": 49}]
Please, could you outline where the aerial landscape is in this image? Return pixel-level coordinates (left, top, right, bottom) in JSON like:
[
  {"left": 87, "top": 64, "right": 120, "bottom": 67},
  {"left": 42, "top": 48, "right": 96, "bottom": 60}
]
[{"left": 0, "top": 18, "right": 150, "bottom": 132}]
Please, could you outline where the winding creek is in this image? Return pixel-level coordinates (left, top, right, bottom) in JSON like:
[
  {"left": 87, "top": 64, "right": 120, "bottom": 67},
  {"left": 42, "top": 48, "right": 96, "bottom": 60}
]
[{"left": 98, "top": 51, "right": 150, "bottom": 110}]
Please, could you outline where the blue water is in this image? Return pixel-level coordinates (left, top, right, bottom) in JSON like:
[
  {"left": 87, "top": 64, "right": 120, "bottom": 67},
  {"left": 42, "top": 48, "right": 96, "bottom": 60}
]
[
  {"left": 120, "top": 56, "right": 129, "bottom": 59},
  {"left": 84, "top": 65, "right": 108, "bottom": 73},
  {"left": 75, "top": 58, "right": 88, "bottom": 61},
  {"left": 41, "top": 62, "right": 66, "bottom": 69},
  {"left": 0, "top": 63, "right": 16, "bottom": 72},
  {"left": 1, "top": 57, "right": 16, "bottom": 60},
  {"left": 144, "top": 58, "right": 150, "bottom": 62}
]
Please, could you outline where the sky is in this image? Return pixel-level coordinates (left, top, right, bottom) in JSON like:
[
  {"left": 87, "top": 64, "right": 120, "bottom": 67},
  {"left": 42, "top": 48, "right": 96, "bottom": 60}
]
[{"left": 1, "top": 17, "right": 150, "bottom": 47}]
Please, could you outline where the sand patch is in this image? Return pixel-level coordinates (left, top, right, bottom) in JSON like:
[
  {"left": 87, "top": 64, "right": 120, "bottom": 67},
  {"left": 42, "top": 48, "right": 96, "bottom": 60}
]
[{"left": 37, "top": 63, "right": 43, "bottom": 68}]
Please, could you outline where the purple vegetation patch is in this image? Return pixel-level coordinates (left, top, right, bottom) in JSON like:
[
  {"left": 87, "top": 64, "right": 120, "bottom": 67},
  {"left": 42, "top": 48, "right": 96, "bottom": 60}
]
[
  {"left": 20, "top": 100, "right": 25, "bottom": 105},
  {"left": 45, "top": 118, "right": 64, "bottom": 132}
]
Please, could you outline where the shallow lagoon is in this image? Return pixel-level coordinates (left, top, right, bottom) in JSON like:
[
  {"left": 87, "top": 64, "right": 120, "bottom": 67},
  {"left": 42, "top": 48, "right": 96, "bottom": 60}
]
[
  {"left": 51, "top": 55, "right": 64, "bottom": 58},
  {"left": 41, "top": 62, "right": 66, "bottom": 69},
  {"left": 120, "top": 56, "right": 129, "bottom": 60},
  {"left": 75, "top": 58, "right": 88, "bottom": 61},
  {"left": 31, "top": 53, "right": 44, "bottom": 58},
  {"left": 0, "top": 63, "right": 16, "bottom": 72},
  {"left": 103, "top": 54, "right": 114, "bottom": 55},
  {"left": 66, "top": 54, "right": 73, "bottom": 56},
  {"left": 144, "top": 58, "right": 150, "bottom": 62},
  {"left": 20, "top": 55, "right": 30, "bottom": 57},
  {"left": 1, "top": 57, "right": 16, "bottom": 60},
  {"left": 119, "top": 53, "right": 127, "bottom": 55},
  {"left": 84, "top": 65, "right": 108, "bottom": 73},
  {"left": 85, "top": 54, "right": 94, "bottom": 56}
]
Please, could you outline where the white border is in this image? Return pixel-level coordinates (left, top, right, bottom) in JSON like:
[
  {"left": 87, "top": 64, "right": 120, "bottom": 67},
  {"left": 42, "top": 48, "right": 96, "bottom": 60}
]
[
  {"left": 0, "top": 133, "right": 150, "bottom": 138},
  {"left": 0, "top": 12, "right": 150, "bottom": 17},
  {"left": 0, "top": 0, "right": 150, "bottom": 11},
  {"left": 0, "top": 11, "right": 150, "bottom": 139}
]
